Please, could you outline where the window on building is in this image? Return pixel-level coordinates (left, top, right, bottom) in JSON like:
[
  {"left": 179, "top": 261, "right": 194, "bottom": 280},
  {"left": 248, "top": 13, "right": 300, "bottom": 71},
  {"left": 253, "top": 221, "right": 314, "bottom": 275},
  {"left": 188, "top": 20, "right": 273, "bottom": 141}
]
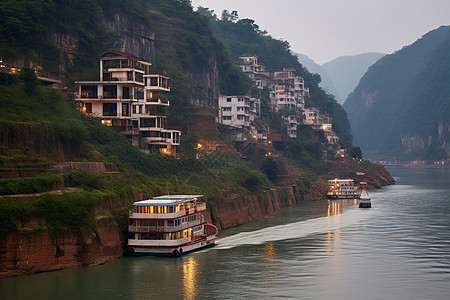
[
  {"left": 81, "top": 85, "right": 97, "bottom": 98},
  {"left": 140, "top": 118, "right": 156, "bottom": 128},
  {"left": 103, "top": 85, "right": 117, "bottom": 98},
  {"left": 223, "top": 107, "right": 231, "bottom": 111},
  {"left": 84, "top": 103, "right": 92, "bottom": 114},
  {"left": 135, "top": 72, "right": 143, "bottom": 83},
  {"left": 122, "top": 103, "right": 129, "bottom": 117},
  {"left": 226, "top": 97, "right": 232, "bottom": 102},
  {"left": 123, "top": 86, "right": 130, "bottom": 99},
  {"left": 103, "top": 103, "right": 117, "bottom": 116},
  {"left": 223, "top": 116, "right": 231, "bottom": 120},
  {"left": 150, "top": 77, "right": 158, "bottom": 87},
  {"left": 137, "top": 90, "right": 144, "bottom": 99}
]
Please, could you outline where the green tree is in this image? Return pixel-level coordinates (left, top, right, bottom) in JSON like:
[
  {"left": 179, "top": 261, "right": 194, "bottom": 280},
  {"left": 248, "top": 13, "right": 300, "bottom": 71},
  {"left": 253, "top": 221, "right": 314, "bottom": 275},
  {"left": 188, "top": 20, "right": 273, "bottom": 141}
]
[
  {"left": 19, "top": 67, "right": 38, "bottom": 94},
  {"left": 348, "top": 146, "right": 363, "bottom": 159},
  {"left": 260, "top": 157, "right": 279, "bottom": 181}
]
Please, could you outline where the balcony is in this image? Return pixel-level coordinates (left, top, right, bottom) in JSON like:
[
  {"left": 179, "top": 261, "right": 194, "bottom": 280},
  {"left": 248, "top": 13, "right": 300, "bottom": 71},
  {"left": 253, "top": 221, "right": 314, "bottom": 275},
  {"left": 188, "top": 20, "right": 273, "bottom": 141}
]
[
  {"left": 145, "top": 74, "right": 170, "bottom": 92},
  {"left": 146, "top": 97, "right": 169, "bottom": 106}
]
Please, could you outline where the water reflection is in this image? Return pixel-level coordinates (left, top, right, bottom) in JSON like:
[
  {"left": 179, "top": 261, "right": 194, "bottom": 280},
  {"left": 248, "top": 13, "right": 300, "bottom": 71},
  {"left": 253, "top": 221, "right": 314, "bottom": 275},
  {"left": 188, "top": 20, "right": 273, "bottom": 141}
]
[
  {"left": 263, "top": 242, "right": 277, "bottom": 264},
  {"left": 181, "top": 257, "right": 198, "bottom": 300},
  {"left": 327, "top": 199, "right": 358, "bottom": 216}
]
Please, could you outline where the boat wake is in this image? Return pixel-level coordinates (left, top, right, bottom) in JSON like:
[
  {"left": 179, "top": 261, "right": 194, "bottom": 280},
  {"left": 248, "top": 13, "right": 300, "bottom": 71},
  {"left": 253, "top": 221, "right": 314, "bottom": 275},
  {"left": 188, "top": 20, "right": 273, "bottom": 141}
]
[{"left": 213, "top": 208, "right": 370, "bottom": 250}]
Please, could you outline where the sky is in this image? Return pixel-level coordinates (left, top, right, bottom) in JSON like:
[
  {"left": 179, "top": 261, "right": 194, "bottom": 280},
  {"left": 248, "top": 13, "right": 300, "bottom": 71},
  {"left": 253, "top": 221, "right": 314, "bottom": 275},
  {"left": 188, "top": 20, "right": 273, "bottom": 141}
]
[{"left": 191, "top": 0, "right": 450, "bottom": 64}]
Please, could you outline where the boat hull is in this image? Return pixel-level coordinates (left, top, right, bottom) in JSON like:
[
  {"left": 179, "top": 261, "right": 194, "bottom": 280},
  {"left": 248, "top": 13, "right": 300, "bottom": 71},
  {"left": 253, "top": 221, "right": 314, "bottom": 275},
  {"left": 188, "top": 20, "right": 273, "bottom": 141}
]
[
  {"left": 328, "top": 195, "right": 361, "bottom": 200},
  {"left": 127, "top": 236, "right": 217, "bottom": 256},
  {"left": 359, "top": 200, "right": 372, "bottom": 208}
]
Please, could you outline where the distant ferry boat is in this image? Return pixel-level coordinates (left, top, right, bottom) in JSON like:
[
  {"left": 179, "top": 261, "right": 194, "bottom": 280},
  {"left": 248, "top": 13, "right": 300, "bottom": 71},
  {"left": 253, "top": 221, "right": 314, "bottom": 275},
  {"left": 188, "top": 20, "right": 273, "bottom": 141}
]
[
  {"left": 127, "top": 195, "right": 218, "bottom": 256},
  {"left": 358, "top": 189, "right": 372, "bottom": 208},
  {"left": 327, "top": 178, "right": 362, "bottom": 199}
]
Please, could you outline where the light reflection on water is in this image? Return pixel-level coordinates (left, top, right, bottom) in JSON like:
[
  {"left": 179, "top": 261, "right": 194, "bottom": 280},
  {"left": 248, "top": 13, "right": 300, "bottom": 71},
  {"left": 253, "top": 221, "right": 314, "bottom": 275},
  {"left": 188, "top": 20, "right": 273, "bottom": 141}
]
[
  {"left": 181, "top": 257, "right": 198, "bottom": 300},
  {"left": 1, "top": 167, "right": 450, "bottom": 300}
]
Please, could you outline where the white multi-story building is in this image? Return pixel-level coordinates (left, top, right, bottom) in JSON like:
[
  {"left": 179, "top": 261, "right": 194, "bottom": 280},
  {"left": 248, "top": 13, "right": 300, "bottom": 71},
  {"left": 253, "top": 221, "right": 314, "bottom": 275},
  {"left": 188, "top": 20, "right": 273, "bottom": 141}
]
[
  {"left": 75, "top": 51, "right": 181, "bottom": 155},
  {"left": 218, "top": 95, "right": 251, "bottom": 128},
  {"left": 218, "top": 95, "right": 264, "bottom": 143},
  {"left": 238, "top": 53, "right": 272, "bottom": 89},
  {"left": 284, "top": 115, "right": 300, "bottom": 138}
]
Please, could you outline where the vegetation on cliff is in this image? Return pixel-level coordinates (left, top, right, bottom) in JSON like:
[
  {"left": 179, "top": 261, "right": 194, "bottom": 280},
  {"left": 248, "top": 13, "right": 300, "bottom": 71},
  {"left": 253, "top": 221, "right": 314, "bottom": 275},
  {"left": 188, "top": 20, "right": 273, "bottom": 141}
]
[{"left": 344, "top": 26, "right": 450, "bottom": 160}]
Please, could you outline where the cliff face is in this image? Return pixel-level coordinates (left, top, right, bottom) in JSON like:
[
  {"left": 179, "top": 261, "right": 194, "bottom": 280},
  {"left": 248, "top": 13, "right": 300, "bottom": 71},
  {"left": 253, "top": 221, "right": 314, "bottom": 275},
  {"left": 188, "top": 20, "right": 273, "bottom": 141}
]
[
  {"left": 146, "top": 12, "right": 220, "bottom": 107},
  {"left": 0, "top": 216, "right": 124, "bottom": 277},
  {"left": 104, "top": 13, "right": 155, "bottom": 63},
  {"left": 183, "top": 57, "right": 220, "bottom": 107},
  {"left": 344, "top": 26, "right": 450, "bottom": 160}
]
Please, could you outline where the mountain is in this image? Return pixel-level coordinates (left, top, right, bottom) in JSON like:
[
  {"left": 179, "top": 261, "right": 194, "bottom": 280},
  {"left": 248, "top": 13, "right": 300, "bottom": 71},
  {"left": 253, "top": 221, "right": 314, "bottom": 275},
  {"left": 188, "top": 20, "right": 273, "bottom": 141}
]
[
  {"left": 323, "top": 53, "right": 385, "bottom": 103},
  {"left": 344, "top": 26, "right": 450, "bottom": 160},
  {"left": 295, "top": 53, "right": 341, "bottom": 102}
]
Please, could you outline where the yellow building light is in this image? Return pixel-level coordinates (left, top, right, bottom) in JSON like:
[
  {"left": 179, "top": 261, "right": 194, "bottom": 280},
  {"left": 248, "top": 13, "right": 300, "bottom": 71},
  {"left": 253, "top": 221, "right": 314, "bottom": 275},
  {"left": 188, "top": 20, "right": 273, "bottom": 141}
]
[{"left": 101, "top": 119, "right": 112, "bottom": 126}]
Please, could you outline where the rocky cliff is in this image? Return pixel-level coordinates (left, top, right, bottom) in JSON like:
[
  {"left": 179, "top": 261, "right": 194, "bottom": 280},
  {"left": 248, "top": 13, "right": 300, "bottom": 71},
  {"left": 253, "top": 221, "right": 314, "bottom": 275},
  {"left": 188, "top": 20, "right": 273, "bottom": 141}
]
[
  {"left": 0, "top": 215, "right": 124, "bottom": 277},
  {"left": 344, "top": 26, "right": 450, "bottom": 160}
]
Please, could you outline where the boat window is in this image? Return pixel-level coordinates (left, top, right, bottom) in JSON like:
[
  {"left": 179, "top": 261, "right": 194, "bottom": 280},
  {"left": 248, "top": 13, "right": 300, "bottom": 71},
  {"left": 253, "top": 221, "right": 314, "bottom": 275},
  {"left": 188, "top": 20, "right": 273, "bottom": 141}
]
[
  {"left": 158, "top": 220, "right": 164, "bottom": 227},
  {"left": 169, "top": 206, "right": 174, "bottom": 213},
  {"left": 168, "top": 220, "right": 174, "bottom": 226}
]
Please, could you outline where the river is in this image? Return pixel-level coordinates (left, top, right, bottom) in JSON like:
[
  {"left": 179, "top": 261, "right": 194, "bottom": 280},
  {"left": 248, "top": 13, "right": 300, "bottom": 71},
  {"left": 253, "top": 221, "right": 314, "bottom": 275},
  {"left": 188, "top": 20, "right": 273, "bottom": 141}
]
[{"left": 1, "top": 166, "right": 449, "bottom": 299}]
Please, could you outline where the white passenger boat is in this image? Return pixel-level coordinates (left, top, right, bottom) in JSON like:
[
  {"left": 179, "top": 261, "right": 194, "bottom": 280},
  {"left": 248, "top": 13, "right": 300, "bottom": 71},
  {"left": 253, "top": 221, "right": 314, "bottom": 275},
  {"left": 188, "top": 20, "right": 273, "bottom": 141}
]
[
  {"left": 127, "top": 195, "right": 218, "bottom": 256},
  {"left": 327, "top": 178, "right": 362, "bottom": 199}
]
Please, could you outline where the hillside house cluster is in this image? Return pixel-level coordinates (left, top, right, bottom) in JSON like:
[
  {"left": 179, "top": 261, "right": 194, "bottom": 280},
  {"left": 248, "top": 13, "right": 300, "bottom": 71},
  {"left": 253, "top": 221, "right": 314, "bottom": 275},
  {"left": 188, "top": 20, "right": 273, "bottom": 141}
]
[
  {"left": 75, "top": 51, "right": 180, "bottom": 155},
  {"left": 217, "top": 53, "right": 342, "bottom": 159}
]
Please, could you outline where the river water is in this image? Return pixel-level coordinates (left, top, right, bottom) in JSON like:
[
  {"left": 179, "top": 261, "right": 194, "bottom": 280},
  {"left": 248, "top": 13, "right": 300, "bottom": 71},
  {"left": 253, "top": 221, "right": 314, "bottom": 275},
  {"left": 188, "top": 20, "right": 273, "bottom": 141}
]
[{"left": 1, "top": 166, "right": 450, "bottom": 300}]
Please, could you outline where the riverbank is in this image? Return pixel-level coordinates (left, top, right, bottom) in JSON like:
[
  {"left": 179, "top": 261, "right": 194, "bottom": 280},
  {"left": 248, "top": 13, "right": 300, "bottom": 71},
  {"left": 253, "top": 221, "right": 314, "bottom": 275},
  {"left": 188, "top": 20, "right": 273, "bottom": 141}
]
[{"left": 0, "top": 161, "right": 394, "bottom": 278}]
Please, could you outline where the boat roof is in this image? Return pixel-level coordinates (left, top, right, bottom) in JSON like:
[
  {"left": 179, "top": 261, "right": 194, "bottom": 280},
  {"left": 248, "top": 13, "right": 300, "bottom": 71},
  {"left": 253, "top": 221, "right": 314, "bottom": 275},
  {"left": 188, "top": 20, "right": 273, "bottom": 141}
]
[
  {"left": 328, "top": 178, "right": 354, "bottom": 182},
  {"left": 133, "top": 195, "right": 203, "bottom": 206}
]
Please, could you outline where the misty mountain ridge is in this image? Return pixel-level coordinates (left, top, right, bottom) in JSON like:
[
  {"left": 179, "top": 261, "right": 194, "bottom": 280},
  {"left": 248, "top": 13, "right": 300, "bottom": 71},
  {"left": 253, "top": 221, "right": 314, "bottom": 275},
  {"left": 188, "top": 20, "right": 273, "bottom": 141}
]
[
  {"left": 295, "top": 53, "right": 341, "bottom": 101},
  {"left": 344, "top": 25, "right": 450, "bottom": 161},
  {"left": 296, "top": 52, "right": 384, "bottom": 104},
  {"left": 323, "top": 52, "right": 385, "bottom": 103}
]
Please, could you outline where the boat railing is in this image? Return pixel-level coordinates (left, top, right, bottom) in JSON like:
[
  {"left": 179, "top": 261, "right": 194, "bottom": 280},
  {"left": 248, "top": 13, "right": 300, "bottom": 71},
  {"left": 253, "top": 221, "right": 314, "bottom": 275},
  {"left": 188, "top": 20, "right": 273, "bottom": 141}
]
[
  {"left": 195, "top": 202, "right": 206, "bottom": 211},
  {"left": 128, "top": 220, "right": 202, "bottom": 233},
  {"left": 130, "top": 210, "right": 186, "bottom": 219}
]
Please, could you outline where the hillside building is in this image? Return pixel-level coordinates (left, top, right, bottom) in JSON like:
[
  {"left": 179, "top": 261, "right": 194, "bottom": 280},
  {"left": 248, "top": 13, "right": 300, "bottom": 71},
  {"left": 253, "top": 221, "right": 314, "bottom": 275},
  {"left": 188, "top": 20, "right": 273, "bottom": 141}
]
[
  {"left": 218, "top": 95, "right": 263, "bottom": 143},
  {"left": 238, "top": 53, "right": 272, "bottom": 89},
  {"left": 75, "top": 51, "right": 181, "bottom": 155}
]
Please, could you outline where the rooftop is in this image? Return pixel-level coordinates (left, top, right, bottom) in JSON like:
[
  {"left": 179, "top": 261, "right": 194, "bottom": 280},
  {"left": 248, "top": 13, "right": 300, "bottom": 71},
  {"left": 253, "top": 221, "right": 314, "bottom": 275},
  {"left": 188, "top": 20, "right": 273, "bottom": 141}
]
[{"left": 133, "top": 195, "right": 203, "bottom": 206}]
